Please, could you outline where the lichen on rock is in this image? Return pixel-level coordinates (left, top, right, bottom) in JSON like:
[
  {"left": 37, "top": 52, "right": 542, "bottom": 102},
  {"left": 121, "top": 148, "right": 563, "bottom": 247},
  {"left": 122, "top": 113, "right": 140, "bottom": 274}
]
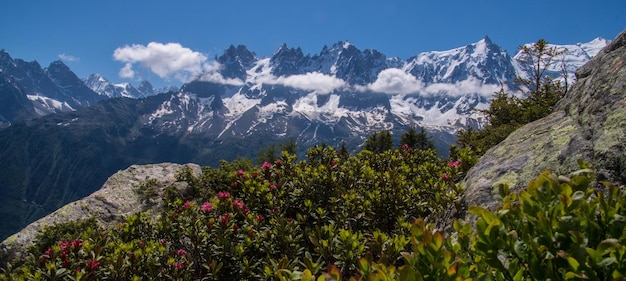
[{"left": 462, "top": 29, "right": 626, "bottom": 212}]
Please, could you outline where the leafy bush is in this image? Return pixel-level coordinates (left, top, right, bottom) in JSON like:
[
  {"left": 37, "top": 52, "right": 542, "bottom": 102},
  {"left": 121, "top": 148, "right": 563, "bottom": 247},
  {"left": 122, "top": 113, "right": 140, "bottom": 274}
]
[
  {"left": 2, "top": 146, "right": 465, "bottom": 280},
  {"left": 3, "top": 145, "right": 623, "bottom": 280}
]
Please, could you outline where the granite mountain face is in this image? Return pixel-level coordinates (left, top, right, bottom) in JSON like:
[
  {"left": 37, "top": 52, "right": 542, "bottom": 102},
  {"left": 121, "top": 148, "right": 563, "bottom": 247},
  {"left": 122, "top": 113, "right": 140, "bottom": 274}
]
[
  {"left": 0, "top": 36, "right": 609, "bottom": 240},
  {"left": 0, "top": 50, "right": 104, "bottom": 127},
  {"left": 0, "top": 50, "right": 169, "bottom": 127}
]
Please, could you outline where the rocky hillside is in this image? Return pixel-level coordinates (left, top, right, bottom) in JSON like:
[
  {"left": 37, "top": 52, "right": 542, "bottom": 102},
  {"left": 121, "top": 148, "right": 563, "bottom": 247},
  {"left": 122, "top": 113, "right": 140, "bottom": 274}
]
[
  {"left": 463, "top": 29, "right": 626, "bottom": 211},
  {"left": 0, "top": 163, "right": 201, "bottom": 261}
]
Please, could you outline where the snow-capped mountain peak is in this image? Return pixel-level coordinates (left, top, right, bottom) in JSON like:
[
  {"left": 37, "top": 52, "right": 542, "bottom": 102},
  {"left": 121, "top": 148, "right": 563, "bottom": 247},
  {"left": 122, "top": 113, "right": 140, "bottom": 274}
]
[
  {"left": 82, "top": 74, "right": 160, "bottom": 99},
  {"left": 404, "top": 36, "right": 516, "bottom": 86},
  {"left": 513, "top": 37, "right": 609, "bottom": 85}
]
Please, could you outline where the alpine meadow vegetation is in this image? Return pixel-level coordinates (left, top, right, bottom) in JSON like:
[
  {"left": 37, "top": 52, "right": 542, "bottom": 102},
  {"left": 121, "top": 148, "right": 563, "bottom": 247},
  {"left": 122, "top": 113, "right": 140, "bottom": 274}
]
[{"left": 2, "top": 139, "right": 624, "bottom": 280}]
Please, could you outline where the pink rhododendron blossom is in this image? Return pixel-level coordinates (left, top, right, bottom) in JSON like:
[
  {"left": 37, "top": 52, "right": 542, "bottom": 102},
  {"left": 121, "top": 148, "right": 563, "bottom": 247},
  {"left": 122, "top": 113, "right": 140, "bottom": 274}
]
[
  {"left": 177, "top": 249, "right": 187, "bottom": 256},
  {"left": 221, "top": 213, "right": 230, "bottom": 224},
  {"left": 182, "top": 201, "right": 192, "bottom": 209},
  {"left": 218, "top": 191, "right": 231, "bottom": 198},
  {"left": 441, "top": 173, "right": 451, "bottom": 180},
  {"left": 233, "top": 199, "right": 245, "bottom": 210},
  {"left": 45, "top": 248, "right": 54, "bottom": 257},
  {"left": 447, "top": 160, "right": 461, "bottom": 168},
  {"left": 173, "top": 262, "right": 183, "bottom": 270},
  {"left": 201, "top": 202, "right": 213, "bottom": 212},
  {"left": 86, "top": 259, "right": 100, "bottom": 272},
  {"left": 261, "top": 162, "right": 272, "bottom": 169},
  {"left": 236, "top": 169, "right": 245, "bottom": 176}
]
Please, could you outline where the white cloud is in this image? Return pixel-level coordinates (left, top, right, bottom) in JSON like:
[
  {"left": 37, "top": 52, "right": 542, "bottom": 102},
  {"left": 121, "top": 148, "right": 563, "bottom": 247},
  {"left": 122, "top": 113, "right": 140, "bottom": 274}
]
[
  {"left": 113, "top": 42, "right": 208, "bottom": 82},
  {"left": 197, "top": 61, "right": 244, "bottom": 86},
  {"left": 365, "top": 68, "right": 424, "bottom": 94},
  {"left": 119, "top": 63, "right": 135, "bottom": 79},
  {"left": 58, "top": 53, "right": 79, "bottom": 62},
  {"left": 273, "top": 72, "right": 346, "bottom": 94},
  {"left": 424, "top": 78, "right": 505, "bottom": 97},
  {"left": 365, "top": 68, "right": 508, "bottom": 97}
]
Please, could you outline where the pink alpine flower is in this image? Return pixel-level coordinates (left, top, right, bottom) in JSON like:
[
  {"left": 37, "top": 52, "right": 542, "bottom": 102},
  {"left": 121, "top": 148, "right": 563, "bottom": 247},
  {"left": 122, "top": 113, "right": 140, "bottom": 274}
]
[
  {"left": 86, "top": 259, "right": 100, "bottom": 272},
  {"left": 201, "top": 202, "right": 213, "bottom": 212},
  {"left": 59, "top": 241, "right": 69, "bottom": 251},
  {"left": 220, "top": 213, "right": 230, "bottom": 225},
  {"left": 71, "top": 239, "right": 83, "bottom": 249},
  {"left": 173, "top": 262, "right": 184, "bottom": 270},
  {"left": 233, "top": 199, "right": 246, "bottom": 210},
  {"left": 182, "top": 200, "right": 192, "bottom": 210},
  {"left": 448, "top": 160, "right": 461, "bottom": 168},
  {"left": 177, "top": 249, "right": 187, "bottom": 256},
  {"left": 236, "top": 169, "right": 245, "bottom": 176},
  {"left": 44, "top": 248, "right": 54, "bottom": 257},
  {"left": 218, "top": 191, "right": 231, "bottom": 198},
  {"left": 441, "top": 173, "right": 451, "bottom": 180},
  {"left": 261, "top": 162, "right": 272, "bottom": 170}
]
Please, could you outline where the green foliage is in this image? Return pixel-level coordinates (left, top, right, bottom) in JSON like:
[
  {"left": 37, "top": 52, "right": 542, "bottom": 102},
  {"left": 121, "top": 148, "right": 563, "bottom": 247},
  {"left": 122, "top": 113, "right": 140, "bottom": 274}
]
[
  {"left": 400, "top": 126, "right": 435, "bottom": 151},
  {"left": 2, "top": 145, "right": 464, "bottom": 280},
  {"left": 5, "top": 146, "right": 624, "bottom": 281},
  {"left": 257, "top": 139, "right": 299, "bottom": 165},
  {"left": 27, "top": 217, "right": 101, "bottom": 261},
  {"left": 470, "top": 161, "right": 626, "bottom": 280},
  {"left": 363, "top": 130, "right": 393, "bottom": 153}
]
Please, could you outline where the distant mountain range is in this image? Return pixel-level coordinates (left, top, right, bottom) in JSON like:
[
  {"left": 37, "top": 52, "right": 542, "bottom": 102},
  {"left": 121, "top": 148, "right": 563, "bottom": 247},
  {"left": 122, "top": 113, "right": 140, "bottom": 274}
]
[
  {"left": 0, "top": 50, "right": 177, "bottom": 127},
  {"left": 0, "top": 36, "right": 609, "bottom": 240}
]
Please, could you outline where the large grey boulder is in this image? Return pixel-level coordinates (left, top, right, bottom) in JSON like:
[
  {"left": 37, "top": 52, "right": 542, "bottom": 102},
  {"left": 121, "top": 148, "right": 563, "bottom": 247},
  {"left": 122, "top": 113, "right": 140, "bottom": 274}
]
[
  {"left": 0, "top": 162, "right": 201, "bottom": 261},
  {"left": 463, "top": 29, "right": 626, "bottom": 211}
]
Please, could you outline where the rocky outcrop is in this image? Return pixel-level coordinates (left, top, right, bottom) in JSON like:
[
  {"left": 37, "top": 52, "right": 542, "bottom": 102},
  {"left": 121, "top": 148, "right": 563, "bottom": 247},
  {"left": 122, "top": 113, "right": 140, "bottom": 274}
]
[
  {"left": 0, "top": 163, "right": 201, "bottom": 261},
  {"left": 462, "top": 29, "right": 626, "bottom": 211}
]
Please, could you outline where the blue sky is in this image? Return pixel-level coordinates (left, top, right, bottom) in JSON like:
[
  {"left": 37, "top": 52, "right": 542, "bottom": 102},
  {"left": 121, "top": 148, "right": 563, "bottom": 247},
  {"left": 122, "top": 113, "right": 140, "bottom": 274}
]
[{"left": 2, "top": 0, "right": 624, "bottom": 88}]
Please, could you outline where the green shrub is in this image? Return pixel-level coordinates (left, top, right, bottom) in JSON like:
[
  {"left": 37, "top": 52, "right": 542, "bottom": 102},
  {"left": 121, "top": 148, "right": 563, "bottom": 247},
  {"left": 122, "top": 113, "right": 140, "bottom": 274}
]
[{"left": 8, "top": 149, "right": 623, "bottom": 280}]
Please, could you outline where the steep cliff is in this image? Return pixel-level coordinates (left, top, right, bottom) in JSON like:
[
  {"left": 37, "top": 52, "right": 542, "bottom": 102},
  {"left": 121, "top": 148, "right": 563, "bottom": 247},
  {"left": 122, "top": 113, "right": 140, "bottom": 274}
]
[{"left": 463, "top": 29, "right": 626, "bottom": 211}]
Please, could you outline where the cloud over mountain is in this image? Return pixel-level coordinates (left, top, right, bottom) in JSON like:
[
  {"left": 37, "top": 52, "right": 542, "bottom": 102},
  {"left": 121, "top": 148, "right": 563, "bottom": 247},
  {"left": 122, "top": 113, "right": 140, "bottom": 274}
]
[
  {"left": 113, "top": 42, "right": 209, "bottom": 82},
  {"left": 58, "top": 53, "right": 79, "bottom": 62},
  {"left": 267, "top": 72, "right": 346, "bottom": 94},
  {"left": 364, "top": 68, "right": 424, "bottom": 94}
]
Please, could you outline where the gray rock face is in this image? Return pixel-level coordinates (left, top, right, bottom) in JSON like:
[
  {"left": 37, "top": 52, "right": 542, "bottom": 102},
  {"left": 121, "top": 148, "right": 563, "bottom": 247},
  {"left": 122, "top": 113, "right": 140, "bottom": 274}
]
[
  {"left": 0, "top": 162, "right": 201, "bottom": 261},
  {"left": 462, "top": 29, "right": 626, "bottom": 212}
]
